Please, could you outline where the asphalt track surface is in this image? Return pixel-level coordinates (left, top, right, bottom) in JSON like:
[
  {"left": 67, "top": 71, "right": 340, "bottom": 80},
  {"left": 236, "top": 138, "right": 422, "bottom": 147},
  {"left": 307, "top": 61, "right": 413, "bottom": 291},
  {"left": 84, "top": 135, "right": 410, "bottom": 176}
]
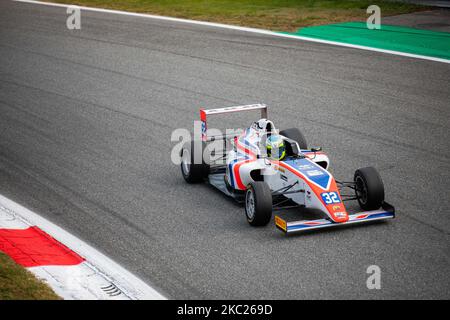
[{"left": 1, "top": 0, "right": 449, "bottom": 299}]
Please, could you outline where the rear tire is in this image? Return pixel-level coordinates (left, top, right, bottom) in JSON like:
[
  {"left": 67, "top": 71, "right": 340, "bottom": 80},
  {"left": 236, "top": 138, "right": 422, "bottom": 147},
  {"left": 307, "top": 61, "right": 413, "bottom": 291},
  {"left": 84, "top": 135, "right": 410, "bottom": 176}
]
[
  {"left": 245, "top": 182, "right": 272, "bottom": 226},
  {"left": 279, "top": 128, "right": 308, "bottom": 149},
  {"left": 180, "top": 141, "right": 209, "bottom": 183},
  {"left": 354, "top": 167, "right": 385, "bottom": 210}
]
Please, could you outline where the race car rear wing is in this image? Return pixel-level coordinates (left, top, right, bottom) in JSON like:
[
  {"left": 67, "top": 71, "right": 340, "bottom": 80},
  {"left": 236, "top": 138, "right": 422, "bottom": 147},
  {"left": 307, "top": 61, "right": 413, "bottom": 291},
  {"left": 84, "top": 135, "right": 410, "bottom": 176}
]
[
  {"left": 200, "top": 104, "right": 267, "bottom": 141},
  {"left": 275, "top": 202, "right": 395, "bottom": 234}
]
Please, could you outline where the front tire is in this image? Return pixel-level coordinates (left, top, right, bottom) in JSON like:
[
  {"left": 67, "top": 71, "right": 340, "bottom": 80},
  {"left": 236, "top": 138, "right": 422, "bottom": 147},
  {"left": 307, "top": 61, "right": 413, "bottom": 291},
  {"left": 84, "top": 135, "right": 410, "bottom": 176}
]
[
  {"left": 180, "top": 141, "right": 209, "bottom": 183},
  {"left": 245, "top": 182, "right": 272, "bottom": 226},
  {"left": 279, "top": 128, "right": 308, "bottom": 149},
  {"left": 354, "top": 167, "right": 385, "bottom": 210}
]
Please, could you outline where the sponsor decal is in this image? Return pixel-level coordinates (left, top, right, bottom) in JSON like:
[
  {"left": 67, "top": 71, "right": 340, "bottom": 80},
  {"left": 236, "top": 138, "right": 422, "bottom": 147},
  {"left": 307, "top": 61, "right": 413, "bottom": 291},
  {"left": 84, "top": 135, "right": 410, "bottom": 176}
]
[
  {"left": 298, "top": 164, "right": 315, "bottom": 170},
  {"left": 201, "top": 121, "right": 206, "bottom": 135},
  {"left": 307, "top": 170, "right": 324, "bottom": 177},
  {"left": 274, "top": 165, "right": 285, "bottom": 173},
  {"left": 283, "top": 158, "right": 331, "bottom": 190},
  {"left": 334, "top": 212, "right": 347, "bottom": 218}
]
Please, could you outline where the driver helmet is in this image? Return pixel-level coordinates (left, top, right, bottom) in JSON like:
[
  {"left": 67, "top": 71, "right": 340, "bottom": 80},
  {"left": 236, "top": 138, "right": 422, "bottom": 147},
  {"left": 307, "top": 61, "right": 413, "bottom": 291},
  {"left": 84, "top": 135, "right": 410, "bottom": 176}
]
[{"left": 266, "top": 135, "right": 286, "bottom": 160}]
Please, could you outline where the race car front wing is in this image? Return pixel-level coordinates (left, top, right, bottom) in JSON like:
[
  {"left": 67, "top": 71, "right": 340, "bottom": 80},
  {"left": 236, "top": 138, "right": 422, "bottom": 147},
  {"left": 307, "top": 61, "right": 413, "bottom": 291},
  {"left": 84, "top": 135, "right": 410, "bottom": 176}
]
[{"left": 275, "top": 202, "right": 395, "bottom": 234}]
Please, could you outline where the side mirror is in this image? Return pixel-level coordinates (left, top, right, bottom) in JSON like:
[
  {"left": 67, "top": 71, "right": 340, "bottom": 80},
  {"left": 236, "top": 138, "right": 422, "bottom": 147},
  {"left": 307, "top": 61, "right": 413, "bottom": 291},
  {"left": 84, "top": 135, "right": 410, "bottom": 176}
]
[{"left": 311, "top": 147, "right": 322, "bottom": 152}]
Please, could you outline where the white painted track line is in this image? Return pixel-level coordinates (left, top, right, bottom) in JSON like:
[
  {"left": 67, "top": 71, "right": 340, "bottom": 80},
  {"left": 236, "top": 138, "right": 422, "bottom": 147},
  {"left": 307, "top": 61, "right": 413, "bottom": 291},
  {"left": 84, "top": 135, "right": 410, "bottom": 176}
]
[
  {"left": 0, "top": 194, "right": 166, "bottom": 300},
  {"left": 13, "top": 0, "right": 450, "bottom": 64}
]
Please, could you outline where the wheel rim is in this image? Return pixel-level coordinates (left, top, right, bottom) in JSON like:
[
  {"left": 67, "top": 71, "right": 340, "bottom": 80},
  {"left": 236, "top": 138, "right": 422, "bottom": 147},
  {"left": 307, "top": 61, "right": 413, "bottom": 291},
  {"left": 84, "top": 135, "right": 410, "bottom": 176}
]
[
  {"left": 181, "top": 149, "right": 190, "bottom": 176},
  {"left": 246, "top": 189, "right": 255, "bottom": 220},
  {"left": 355, "top": 176, "right": 367, "bottom": 204}
]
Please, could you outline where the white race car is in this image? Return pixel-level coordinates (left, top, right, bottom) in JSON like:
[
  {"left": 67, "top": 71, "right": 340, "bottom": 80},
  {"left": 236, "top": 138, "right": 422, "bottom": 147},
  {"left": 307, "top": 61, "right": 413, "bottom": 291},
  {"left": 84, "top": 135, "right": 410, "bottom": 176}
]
[{"left": 180, "top": 104, "right": 395, "bottom": 234}]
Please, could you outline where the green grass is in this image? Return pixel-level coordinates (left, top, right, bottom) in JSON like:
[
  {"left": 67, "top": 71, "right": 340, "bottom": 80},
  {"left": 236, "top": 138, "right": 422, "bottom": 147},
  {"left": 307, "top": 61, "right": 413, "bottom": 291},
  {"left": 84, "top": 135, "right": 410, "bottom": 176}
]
[
  {"left": 48, "top": 0, "right": 426, "bottom": 31},
  {"left": 0, "top": 252, "right": 60, "bottom": 300}
]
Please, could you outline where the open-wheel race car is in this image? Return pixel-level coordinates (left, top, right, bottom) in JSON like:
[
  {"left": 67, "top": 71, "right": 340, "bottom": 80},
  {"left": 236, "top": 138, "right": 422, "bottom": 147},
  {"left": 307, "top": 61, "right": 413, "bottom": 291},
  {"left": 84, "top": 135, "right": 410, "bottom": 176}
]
[{"left": 179, "top": 104, "right": 395, "bottom": 234}]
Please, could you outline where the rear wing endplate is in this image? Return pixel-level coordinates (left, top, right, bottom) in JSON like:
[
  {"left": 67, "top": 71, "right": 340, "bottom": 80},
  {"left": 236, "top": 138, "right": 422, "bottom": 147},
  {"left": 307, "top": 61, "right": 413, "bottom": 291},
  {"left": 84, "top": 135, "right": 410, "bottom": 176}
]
[{"left": 200, "top": 104, "right": 267, "bottom": 141}]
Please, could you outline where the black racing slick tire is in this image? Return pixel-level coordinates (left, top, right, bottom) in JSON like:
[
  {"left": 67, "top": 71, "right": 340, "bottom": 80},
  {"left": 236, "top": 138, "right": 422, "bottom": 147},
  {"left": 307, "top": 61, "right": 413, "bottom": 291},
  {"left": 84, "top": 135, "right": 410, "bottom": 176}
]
[
  {"left": 180, "top": 141, "right": 209, "bottom": 183},
  {"left": 354, "top": 167, "right": 385, "bottom": 210},
  {"left": 245, "top": 182, "right": 272, "bottom": 226},
  {"left": 279, "top": 128, "right": 308, "bottom": 149}
]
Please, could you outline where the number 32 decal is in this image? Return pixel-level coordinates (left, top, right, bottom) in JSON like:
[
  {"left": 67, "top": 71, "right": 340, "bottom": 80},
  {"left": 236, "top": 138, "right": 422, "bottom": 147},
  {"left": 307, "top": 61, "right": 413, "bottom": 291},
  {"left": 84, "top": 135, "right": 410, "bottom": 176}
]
[{"left": 321, "top": 192, "right": 341, "bottom": 204}]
